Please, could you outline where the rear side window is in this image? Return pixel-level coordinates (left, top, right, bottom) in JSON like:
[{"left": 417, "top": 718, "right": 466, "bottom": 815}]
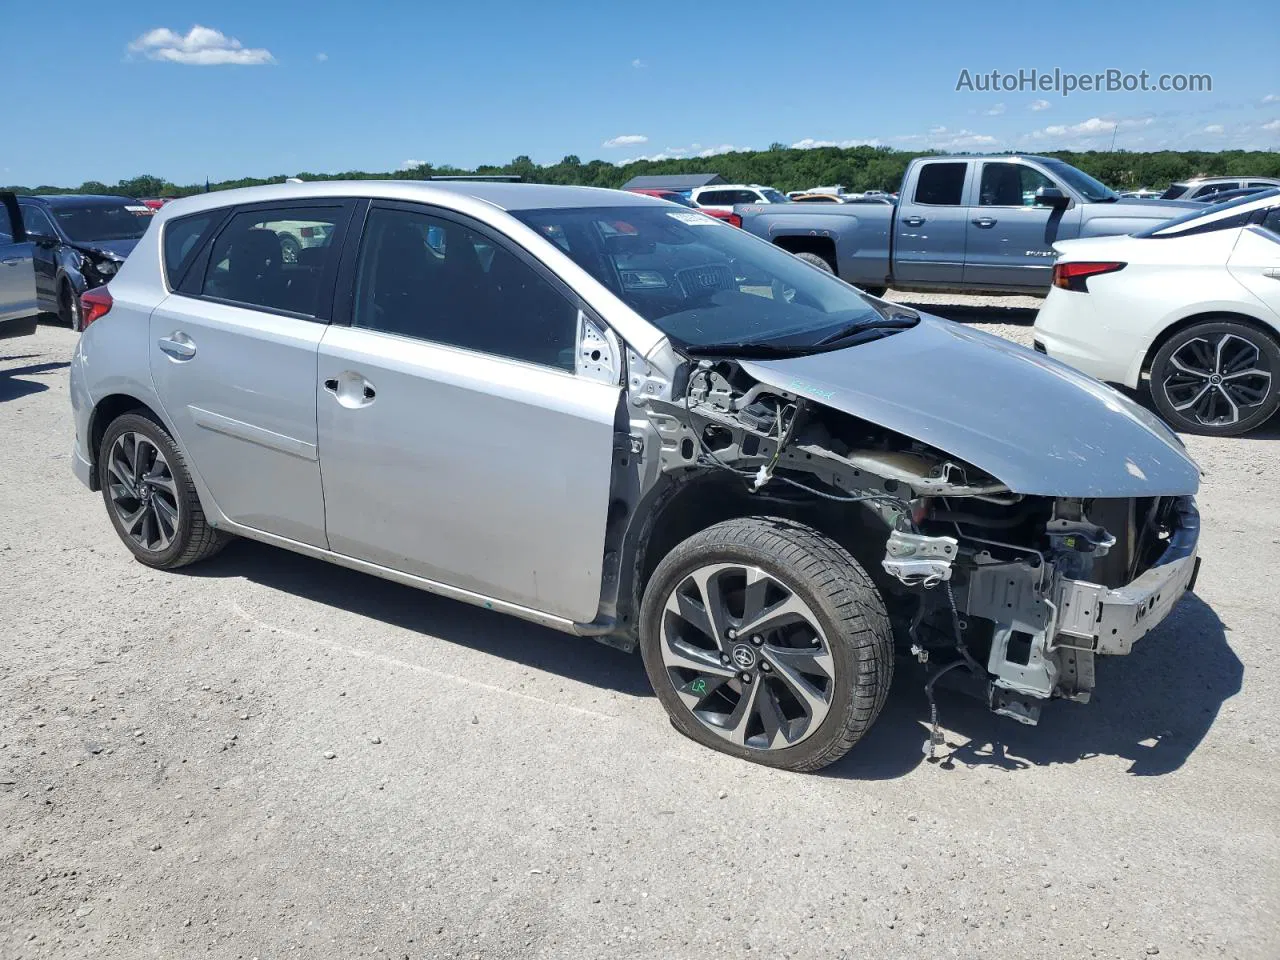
[
  {"left": 1191, "top": 182, "right": 1236, "bottom": 199},
  {"left": 202, "top": 207, "right": 342, "bottom": 317},
  {"left": 163, "top": 214, "right": 216, "bottom": 288},
  {"left": 0, "top": 204, "right": 11, "bottom": 241},
  {"left": 697, "top": 191, "right": 732, "bottom": 205},
  {"left": 913, "top": 163, "right": 967, "bottom": 206}
]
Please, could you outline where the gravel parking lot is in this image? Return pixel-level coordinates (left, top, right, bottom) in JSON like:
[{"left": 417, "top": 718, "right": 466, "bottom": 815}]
[{"left": 3, "top": 302, "right": 1278, "bottom": 960}]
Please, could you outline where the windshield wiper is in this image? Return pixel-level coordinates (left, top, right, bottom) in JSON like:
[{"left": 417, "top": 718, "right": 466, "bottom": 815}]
[
  {"left": 814, "top": 312, "right": 917, "bottom": 346},
  {"left": 681, "top": 341, "right": 815, "bottom": 359}
]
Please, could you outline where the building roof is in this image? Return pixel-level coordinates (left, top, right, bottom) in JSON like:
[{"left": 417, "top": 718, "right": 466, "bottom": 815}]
[{"left": 620, "top": 173, "right": 725, "bottom": 191}]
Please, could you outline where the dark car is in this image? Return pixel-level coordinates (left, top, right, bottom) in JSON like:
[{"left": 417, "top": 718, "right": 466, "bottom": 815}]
[{"left": 16, "top": 195, "right": 153, "bottom": 330}]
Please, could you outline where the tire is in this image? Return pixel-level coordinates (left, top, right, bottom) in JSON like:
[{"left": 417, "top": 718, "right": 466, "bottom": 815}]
[
  {"left": 278, "top": 234, "right": 301, "bottom": 264},
  {"left": 639, "top": 516, "right": 893, "bottom": 772},
  {"left": 1149, "top": 319, "right": 1280, "bottom": 436},
  {"left": 98, "top": 411, "right": 228, "bottom": 569},
  {"left": 58, "top": 280, "right": 82, "bottom": 332},
  {"left": 792, "top": 251, "right": 834, "bottom": 274}
]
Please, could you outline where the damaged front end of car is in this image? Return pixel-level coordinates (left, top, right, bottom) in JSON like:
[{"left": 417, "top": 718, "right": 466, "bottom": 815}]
[{"left": 612, "top": 325, "right": 1202, "bottom": 731}]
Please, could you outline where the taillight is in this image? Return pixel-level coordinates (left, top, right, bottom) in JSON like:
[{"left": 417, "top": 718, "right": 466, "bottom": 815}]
[
  {"left": 1052, "top": 260, "right": 1126, "bottom": 292},
  {"left": 726, "top": 213, "right": 743, "bottom": 228},
  {"left": 80, "top": 287, "right": 113, "bottom": 329}
]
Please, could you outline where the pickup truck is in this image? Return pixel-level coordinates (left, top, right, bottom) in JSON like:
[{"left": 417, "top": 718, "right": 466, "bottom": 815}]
[
  {"left": 735, "top": 154, "right": 1202, "bottom": 296},
  {"left": 0, "top": 192, "right": 39, "bottom": 340}
]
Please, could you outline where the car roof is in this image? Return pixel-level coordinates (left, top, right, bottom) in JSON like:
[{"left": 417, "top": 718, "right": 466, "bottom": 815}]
[
  {"left": 25, "top": 194, "right": 138, "bottom": 205},
  {"left": 156, "top": 181, "right": 657, "bottom": 216}
]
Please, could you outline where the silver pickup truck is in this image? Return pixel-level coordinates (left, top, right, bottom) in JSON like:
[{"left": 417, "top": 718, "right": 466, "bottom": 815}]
[
  {"left": 0, "top": 192, "right": 39, "bottom": 340},
  {"left": 735, "top": 155, "right": 1201, "bottom": 296}
]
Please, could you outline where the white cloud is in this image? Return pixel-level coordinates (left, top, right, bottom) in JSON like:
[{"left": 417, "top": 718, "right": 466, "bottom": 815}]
[
  {"left": 603, "top": 134, "right": 649, "bottom": 148},
  {"left": 618, "top": 143, "right": 742, "bottom": 165},
  {"left": 1263, "top": 119, "right": 1280, "bottom": 132},
  {"left": 1030, "top": 116, "right": 1153, "bottom": 141},
  {"left": 984, "top": 103, "right": 1006, "bottom": 116},
  {"left": 791, "top": 137, "right": 884, "bottom": 150},
  {"left": 1203, "top": 124, "right": 1225, "bottom": 134},
  {"left": 697, "top": 144, "right": 738, "bottom": 157},
  {"left": 315, "top": 52, "right": 328, "bottom": 62},
  {"left": 898, "top": 126, "right": 996, "bottom": 150},
  {"left": 1029, "top": 99, "right": 1051, "bottom": 111},
  {"left": 128, "top": 25, "right": 275, "bottom": 66},
  {"left": 631, "top": 58, "right": 646, "bottom": 68},
  {"left": 399, "top": 160, "right": 426, "bottom": 170},
  {"left": 1262, "top": 94, "right": 1278, "bottom": 104}
]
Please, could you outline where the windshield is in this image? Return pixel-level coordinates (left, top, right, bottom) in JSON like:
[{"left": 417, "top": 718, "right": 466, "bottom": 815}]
[
  {"left": 51, "top": 201, "right": 151, "bottom": 243},
  {"left": 1040, "top": 160, "right": 1117, "bottom": 202},
  {"left": 513, "top": 205, "right": 911, "bottom": 354},
  {"left": 759, "top": 188, "right": 791, "bottom": 204}
]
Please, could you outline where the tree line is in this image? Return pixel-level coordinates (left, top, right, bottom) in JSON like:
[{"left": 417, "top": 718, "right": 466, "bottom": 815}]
[{"left": 7, "top": 145, "right": 1280, "bottom": 199}]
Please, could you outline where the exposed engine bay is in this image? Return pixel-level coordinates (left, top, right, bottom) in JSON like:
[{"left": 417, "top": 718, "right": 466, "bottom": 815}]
[{"left": 617, "top": 355, "right": 1201, "bottom": 733}]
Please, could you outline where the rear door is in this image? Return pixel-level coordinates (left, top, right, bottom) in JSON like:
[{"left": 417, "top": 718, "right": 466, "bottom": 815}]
[
  {"left": 892, "top": 160, "right": 971, "bottom": 286},
  {"left": 316, "top": 201, "right": 620, "bottom": 622},
  {"left": 961, "top": 160, "right": 1081, "bottom": 291},
  {"left": 0, "top": 194, "right": 38, "bottom": 338},
  {"left": 149, "top": 199, "right": 356, "bottom": 548},
  {"left": 1227, "top": 208, "right": 1280, "bottom": 322}
]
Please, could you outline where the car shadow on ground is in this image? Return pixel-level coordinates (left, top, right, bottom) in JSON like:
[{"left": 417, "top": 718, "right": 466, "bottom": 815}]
[
  {"left": 825, "top": 593, "right": 1239, "bottom": 781},
  {"left": 893, "top": 301, "right": 1040, "bottom": 326},
  {"left": 186, "top": 538, "right": 653, "bottom": 697},
  {"left": 0, "top": 360, "right": 70, "bottom": 402}
]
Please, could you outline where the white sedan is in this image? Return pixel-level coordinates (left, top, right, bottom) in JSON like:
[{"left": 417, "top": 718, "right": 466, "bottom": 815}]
[{"left": 1034, "top": 190, "right": 1280, "bottom": 436}]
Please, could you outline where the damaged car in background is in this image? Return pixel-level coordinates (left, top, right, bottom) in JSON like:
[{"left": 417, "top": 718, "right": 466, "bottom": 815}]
[{"left": 71, "top": 183, "right": 1202, "bottom": 772}]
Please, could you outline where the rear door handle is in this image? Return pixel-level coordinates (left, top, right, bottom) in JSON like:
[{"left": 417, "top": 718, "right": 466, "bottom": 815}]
[
  {"left": 902, "top": 216, "right": 926, "bottom": 227},
  {"left": 0, "top": 257, "right": 23, "bottom": 266},
  {"left": 323, "top": 372, "right": 376, "bottom": 407},
  {"left": 1262, "top": 268, "right": 1280, "bottom": 279},
  {"left": 971, "top": 217, "right": 998, "bottom": 228},
  {"left": 158, "top": 333, "right": 196, "bottom": 361}
]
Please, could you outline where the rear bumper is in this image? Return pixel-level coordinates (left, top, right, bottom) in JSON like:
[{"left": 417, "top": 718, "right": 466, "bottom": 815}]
[{"left": 1055, "top": 496, "right": 1200, "bottom": 655}]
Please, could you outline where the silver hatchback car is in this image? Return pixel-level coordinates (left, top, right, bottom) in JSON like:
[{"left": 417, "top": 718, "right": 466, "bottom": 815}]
[{"left": 70, "top": 180, "right": 1203, "bottom": 771}]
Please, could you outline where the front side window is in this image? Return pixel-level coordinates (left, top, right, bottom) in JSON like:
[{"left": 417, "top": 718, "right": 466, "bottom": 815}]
[
  {"left": 352, "top": 207, "right": 578, "bottom": 371},
  {"left": 1039, "top": 160, "right": 1116, "bottom": 202},
  {"left": 913, "top": 163, "right": 967, "bottom": 206},
  {"left": 19, "top": 205, "right": 57, "bottom": 239},
  {"left": 203, "top": 206, "right": 341, "bottom": 316},
  {"left": 49, "top": 201, "right": 151, "bottom": 242},
  {"left": 978, "top": 163, "right": 1055, "bottom": 207},
  {"left": 514, "top": 205, "right": 910, "bottom": 355}
]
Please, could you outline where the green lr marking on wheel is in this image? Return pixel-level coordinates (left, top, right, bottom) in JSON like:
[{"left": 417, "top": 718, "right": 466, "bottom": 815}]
[{"left": 690, "top": 678, "right": 707, "bottom": 695}]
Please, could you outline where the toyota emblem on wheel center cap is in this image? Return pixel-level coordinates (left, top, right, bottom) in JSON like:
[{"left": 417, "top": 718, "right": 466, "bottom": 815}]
[{"left": 731, "top": 644, "right": 757, "bottom": 669}]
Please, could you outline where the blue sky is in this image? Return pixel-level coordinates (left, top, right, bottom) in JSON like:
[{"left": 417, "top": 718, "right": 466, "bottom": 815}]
[{"left": 5, "top": 0, "right": 1278, "bottom": 187}]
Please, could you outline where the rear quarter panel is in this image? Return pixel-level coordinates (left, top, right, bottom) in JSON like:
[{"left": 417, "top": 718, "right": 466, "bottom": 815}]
[{"left": 736, "top": 204, "right": 893, "bottom": 284}]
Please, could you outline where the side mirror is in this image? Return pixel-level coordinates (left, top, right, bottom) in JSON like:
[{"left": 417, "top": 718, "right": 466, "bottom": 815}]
[{"left": 1034, "top": 186, "right": 1069, "bottom": 208}]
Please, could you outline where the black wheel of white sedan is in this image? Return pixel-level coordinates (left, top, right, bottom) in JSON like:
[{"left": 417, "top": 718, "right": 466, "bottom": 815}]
[
  {"left": 98, "top": 412, "right": 228, "bottom": 569},
  {"left": 1150, "top": 320, "right": 1280, "bottom": 436},
  {"left": 639, "top": 517, "right": 893, "bottom": 772}
]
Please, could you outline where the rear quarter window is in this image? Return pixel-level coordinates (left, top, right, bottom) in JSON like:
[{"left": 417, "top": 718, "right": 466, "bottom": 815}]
[{"left": 164, "top": 213, "right": 217, "bottom": 288}]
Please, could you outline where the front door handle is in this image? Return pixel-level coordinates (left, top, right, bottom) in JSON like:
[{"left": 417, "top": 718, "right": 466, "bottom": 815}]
[
  {"left": 902, "top": 216, "right": 926, "bottom": 227},
  {"left": 158, "top": 333, "right": 196, "bottom": 361},
  {"left": 0, "top": 257, "right": 23, "bottom": 266},
  {"left": 1262, "top": 268, "right": 1280, "bottom": 279},
  {"left": 971, "top": 217, "right": 998, "bottom": 228}
]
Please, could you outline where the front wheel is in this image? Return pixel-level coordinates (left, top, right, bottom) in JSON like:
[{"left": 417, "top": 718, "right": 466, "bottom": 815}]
[
  {"left": 1149, "top": 320, "right": 1280, "bottom": 436},
  {"left": 58, "top": 281, "right": 82, "bottom": 332},
  {"left": 639, "top": 517, "right": 893, "bottom": 772}
]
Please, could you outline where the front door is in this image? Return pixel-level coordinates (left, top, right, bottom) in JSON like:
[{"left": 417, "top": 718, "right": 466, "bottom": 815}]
[
  {"left": 149, "top": 200, "right": 355, "bottom": 548},
  {"left": 961, "top": 161, "right": 1081, "bottom": 291},
  {"left": 1227, "top": 213, "right": 1280, "bottom": 321},
  {"left": 18, "top": 204, "right": 59, "bottom": 304},
  {"left": 0, "top": 195, "right": 37, "bottom": 335},
  {"left": 893, "top": 160, "right": 971, "bottom": 286},
  {"left": 316, "top": 202, "right": 620, "bottom": 622}
]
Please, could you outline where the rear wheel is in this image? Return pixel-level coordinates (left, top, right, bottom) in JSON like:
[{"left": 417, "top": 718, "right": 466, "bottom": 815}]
[
  {"left": 278, "top": 234, "right": 301, "bottom": 264},
  {"left": 98, "top": 411, "right": 228, "bottom": 569},
  {"left": 792, "top": 251, "right": 834, "bottom": 274},
  {"left": 1149, "top": 319, "right": 1280, "bottom": 436},
  {"left": 58, "top": 280, "right": 82, "bottom": 332},
  {"left": 639, "top": 517, "right": 893, "bottom": 772}
]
